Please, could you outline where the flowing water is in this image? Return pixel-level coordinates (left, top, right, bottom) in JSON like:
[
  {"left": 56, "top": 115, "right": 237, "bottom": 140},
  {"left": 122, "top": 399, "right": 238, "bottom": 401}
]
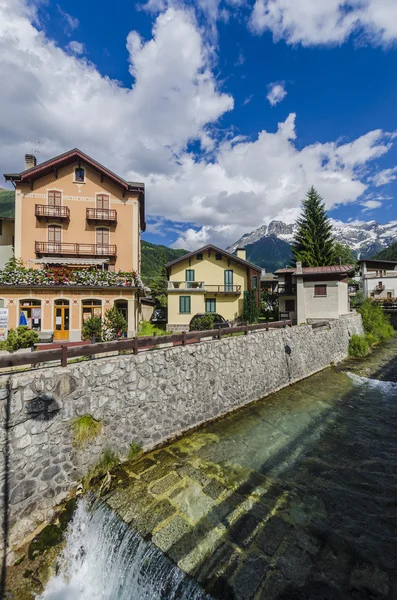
[{"left": 37, "top": 344, "right": 397, "bottom": 600}]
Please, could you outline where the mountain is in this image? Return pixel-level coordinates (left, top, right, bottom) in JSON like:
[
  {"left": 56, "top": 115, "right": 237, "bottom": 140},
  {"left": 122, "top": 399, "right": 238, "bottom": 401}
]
[
  {"left": 0, "top": 188, "right": 15, "bottom": 218},
  {"left": 227, "top": 219, "right": 397, "bottom": 272},
  {"left": 141, "top": 240, "right": 187, "bottom": 285},
  {"left": 373, "top": 242, "right": 397, "bottom": 261}
]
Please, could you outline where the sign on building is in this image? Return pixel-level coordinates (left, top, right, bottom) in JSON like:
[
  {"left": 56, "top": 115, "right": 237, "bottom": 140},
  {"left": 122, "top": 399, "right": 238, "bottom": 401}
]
[{"left": 0, "top": 307, "right": 9, "bottom": 341}]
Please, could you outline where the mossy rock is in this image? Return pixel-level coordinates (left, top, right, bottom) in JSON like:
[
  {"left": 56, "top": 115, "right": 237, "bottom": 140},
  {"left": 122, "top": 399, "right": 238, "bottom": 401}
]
[{"left": 27, "top": 498, "right": 77, "bottom": 561}]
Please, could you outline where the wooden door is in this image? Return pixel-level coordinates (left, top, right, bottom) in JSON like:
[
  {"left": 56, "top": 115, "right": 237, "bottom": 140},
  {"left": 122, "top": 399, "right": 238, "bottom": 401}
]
[{"left": 54, "top": 300, "right": 70, "bottom": 341}]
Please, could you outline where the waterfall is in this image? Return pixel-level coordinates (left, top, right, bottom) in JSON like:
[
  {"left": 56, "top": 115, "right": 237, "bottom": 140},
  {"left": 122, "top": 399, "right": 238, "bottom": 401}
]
[
  {"left": 38, "top": 499, "right": 212, "bottom": 600},
  {"left": 347, "top": 372, "right": 397, "bottom": 393}
]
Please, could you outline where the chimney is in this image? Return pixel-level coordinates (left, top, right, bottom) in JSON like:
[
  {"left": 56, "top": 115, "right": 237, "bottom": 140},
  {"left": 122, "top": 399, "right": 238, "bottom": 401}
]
[
  {"left": 25, "top": 154, "right": 37, "bottom": 170},
  {"left": 296, "top": 261, "right": 302, "bottom": 275},
  {"left": 236, "top": 247, "right": 246, "bottom": 261}
]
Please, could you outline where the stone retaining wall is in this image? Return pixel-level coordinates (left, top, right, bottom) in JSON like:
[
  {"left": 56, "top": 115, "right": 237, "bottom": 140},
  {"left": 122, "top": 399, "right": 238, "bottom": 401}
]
[{"left": 0, "top": 314, "right": 363, "bottom": 550}]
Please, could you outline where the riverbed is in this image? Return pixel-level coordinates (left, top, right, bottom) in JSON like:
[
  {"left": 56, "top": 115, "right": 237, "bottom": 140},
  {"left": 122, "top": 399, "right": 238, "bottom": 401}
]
[{"left": 7, "top": 338, "right": 397, "bottom": 599}]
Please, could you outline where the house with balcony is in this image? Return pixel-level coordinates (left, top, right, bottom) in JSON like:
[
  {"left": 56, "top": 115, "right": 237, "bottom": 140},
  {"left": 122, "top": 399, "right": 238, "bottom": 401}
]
[
  {"left": 3, "top": 149, "right": 145, "bottom": 341},
  {"left": 165, "top": 245, "right": 261, "bottom": 331},
  {"left": 359, "top": 258, "right": 397, "bottom": 302},
  {"left": 275, "top": 262, "right": 355, "bottom": 324}
]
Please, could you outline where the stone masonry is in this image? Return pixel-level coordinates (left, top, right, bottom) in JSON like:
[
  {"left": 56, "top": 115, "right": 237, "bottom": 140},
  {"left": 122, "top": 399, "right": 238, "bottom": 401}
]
[{"left": 0, "top": 314, "right": 363, "bottom": 550}]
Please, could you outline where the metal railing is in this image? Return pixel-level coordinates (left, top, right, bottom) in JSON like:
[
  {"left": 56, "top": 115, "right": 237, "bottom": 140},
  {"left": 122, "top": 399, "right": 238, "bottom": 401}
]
[
  {"left": 86, "top": 208, "right": 117, "bottom": 222},
  {"left": 278, "top": 284, "right": 297, "bottom": 294},
  {"left": 35, "top": 242, "right": 117, "bottom": 257},
  {"left": 35, "top": 205, "right": 70, "bottom": 220},
  {"left": 168, "top": 281, "right": 205, "bottom": 290},
  {"left": 204, "top": 285, "right": 241, "bottom": 293}
]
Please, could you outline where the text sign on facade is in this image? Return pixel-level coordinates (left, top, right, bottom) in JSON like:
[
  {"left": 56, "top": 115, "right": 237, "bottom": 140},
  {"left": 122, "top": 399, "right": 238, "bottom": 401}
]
[{"left": 0, "top": 308, "right": 9, "bottom": 341}]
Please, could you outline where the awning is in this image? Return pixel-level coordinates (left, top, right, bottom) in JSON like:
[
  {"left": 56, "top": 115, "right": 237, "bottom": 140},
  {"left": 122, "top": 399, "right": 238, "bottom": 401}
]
[{"left": 30, "top": 257, "right": 110, "bottom": 266}]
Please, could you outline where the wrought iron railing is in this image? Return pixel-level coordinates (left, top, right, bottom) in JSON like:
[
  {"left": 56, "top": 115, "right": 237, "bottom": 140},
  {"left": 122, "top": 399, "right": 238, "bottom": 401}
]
[
  {"left": 35, "top": 242, "right": 117, "bottom": 257},
  {"left": 86, "top": 208, "right": 117, "bottom": 222},
  {"left": 35, "top": 205, "right": 70, "bottom": 219}
]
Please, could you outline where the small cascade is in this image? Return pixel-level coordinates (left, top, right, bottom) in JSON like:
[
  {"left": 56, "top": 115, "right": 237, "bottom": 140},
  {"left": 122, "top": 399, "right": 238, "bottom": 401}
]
[
  {"left": 347, "top": 372, "right": 397, "bottom": 394},
  {"left": 38, "top": 499, "right": 211, "bottom": 600}
]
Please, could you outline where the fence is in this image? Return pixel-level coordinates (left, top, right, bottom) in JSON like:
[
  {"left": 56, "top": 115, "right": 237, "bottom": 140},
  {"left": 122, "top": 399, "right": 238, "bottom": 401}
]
[{"left": 0, "top": 320, "right": 292, "bottom": 371}]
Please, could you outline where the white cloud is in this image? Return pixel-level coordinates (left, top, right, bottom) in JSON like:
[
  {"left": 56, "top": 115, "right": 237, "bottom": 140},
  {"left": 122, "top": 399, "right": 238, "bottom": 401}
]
[
  {"left": 361, "top": 199, "right": 383, "bottom": 212},
  {"left": 371, "top": 166, "right": 397, "bottom": 186},
  {"left": 57, "top": 5, "right": 79, "bottom": 35},
  {"left": 66, "top": 40, "right": 85, "bottom": 55},
  {"left": 0, "top": 0, "right": 395, "bottom": 254},
  {"left": 249, "top": 0, "right": 397, "bottom": 47},
  {"left": 243, "top": 94, "right": 253, "bottom": 105},
  {"left": 266, "top": 82, "right": 287, "bottom": 106}
]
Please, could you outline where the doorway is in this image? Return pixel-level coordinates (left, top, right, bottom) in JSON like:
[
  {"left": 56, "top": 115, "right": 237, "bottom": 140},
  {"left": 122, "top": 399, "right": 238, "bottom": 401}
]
[{"left": 54, "top": 299, "right": 70, "bottom": 341}]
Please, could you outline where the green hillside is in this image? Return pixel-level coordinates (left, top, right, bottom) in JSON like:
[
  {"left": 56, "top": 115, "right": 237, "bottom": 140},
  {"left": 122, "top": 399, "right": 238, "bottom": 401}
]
[
  {"left": 141, "top": 240, "right": 187, "bottom": 285},
  {"left": 244, "top": 235, "right": 292, "bottom": 272},
  {"left": 373, "top": 242, "right": 397, "bottom": 261},
  {"left": 0, "top": 188, "right": 15, "bottom": 218}
]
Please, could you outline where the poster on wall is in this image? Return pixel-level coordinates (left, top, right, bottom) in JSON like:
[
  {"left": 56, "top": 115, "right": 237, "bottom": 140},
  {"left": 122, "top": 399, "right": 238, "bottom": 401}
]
[
  {"left": 0, "top": 308, "right": 8, "bottom": 341},
  {"left": 32, "top": 308, "right": 41, "bottom": 320},
  {"left": 93, "top": 308, "right": 102, "bottom": 317},
  {"left": 83, "top": 312, "right": 91, "bottom": 323}
]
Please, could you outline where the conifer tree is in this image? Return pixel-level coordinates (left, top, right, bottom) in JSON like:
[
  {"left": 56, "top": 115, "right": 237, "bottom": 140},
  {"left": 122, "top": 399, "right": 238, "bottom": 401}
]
[{"left": 292, "top": 186, "right": 335, "bottom": 267}]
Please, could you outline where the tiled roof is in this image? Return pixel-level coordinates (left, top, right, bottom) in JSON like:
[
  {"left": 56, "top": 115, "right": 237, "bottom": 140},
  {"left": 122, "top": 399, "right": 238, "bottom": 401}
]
[{"left": 275, "top": 264, "right": 355, "bottom": 275}]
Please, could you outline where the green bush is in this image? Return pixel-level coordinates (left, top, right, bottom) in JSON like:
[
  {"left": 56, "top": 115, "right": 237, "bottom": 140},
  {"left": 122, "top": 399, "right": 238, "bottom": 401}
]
[
  {"left": 0, "top": 326, "right": 39, "bottom": 352},
  {"left": 349, "top": 334, "right": 370, "bottom": 358},
  {"left": 358, "top": 299, "right": 395, "bottom": 343},
  {"left": 103, "top": 307, "right": 128, "bottom": 340},
  {"left": 241, "top": 290, "right": 259, "bottom": 324},
  {"left": 81, "top": 316, "right": 103, "bottom": 342},
  {"left": 189, "top": 314, "right": 215, "bottom": 331}
]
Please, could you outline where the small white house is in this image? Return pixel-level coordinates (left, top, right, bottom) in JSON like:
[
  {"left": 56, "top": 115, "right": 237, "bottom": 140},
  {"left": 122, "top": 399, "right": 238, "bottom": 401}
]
[
  {"left": 359, "top": 259, "right": 397, "bottom": 300},
  {"left": 274, "top": 262, "right": 355, "bottom": 324}
]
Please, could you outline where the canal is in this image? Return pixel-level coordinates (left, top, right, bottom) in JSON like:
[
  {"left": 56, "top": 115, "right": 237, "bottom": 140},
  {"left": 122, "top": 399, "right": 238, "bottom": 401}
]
[{"left": 10, "top": 339, "right": 397, "bottom": 599}]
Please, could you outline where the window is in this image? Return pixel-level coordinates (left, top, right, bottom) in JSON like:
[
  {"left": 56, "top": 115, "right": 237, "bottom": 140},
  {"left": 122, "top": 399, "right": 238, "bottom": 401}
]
[
  {"left": 48, "top": 191, "right": 61, "bottom": 206},
  {"left": 196, "top": 253, "right": 203, "bottom": 260},
  {"left": 252, "top": 275, "right": 258, "bottom": 290},
  {"left": 285, "top": 299, "right": 295, "bottom": 312},
  {"left": 314, "top": 285, "right": 327, "bottom": 297},
  {"left": 224, "top": 269, "right": 233, "bottom": 291},
  {"left": 96, "top": 227, "right": 109, "bottom": 246},
  {"left": 387, "top": 292, "right": 392, "bottom": 299},
  {"left": 82, "top": 299, "right": 102, "bottom": 323},
  {"left": 20, "top": 299, "right": 41, "bottom": 331},
  {"left": 96, "top": 194, "right": 109, "bottom": 210},
  {"left": 48, "top": 224, "right": 61, "bottom": 249},
  {"left": 179, "top": 296, "right": 191, "bottom": 313},
  {"left": 215, "top": 253, "right": 222, "bottom": 261},
  {"left": 185, "top": 269, "right": 195, "bottom": 282},
  {"left": 74, "top": 167, "right": 85, "bottom": 183},
  {"left": 205, "top": 298, "right": 216, "bottom": 313},
  {"left": 0, "top": 220, "right": 3, "bottom": 236}
]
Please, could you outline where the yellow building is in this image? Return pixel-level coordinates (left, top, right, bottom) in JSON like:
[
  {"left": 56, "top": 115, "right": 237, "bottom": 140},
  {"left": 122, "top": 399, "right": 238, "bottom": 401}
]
[
  {"left": 166, "top": 245, "right": 261, "bottom": 331},
  {"left": 3, "top": 149, "right": 145, "bottom": 341}
]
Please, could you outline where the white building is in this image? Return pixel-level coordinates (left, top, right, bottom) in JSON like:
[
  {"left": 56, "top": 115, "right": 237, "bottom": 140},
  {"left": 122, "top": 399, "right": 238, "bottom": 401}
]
[
  {"left": 275, "top": 262, "right": 355, "bottom": 324},
  {"left": 359, "top": 259, "right": 397, "bottom": 300}
]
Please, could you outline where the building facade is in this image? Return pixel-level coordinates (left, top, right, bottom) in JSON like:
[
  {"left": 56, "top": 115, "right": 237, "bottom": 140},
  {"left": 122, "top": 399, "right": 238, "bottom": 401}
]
[
  {"left": 166, "top": 245, "right": 261, "bottom": 331},
  {"left": 275, "top": 263, "right": 354, "bottom": 324},
  {"left": 359, "top": 259, "right": 397, "bottom": 301},
  {"left": 3, "top": 149, "right": 145, "bottom": 340}
]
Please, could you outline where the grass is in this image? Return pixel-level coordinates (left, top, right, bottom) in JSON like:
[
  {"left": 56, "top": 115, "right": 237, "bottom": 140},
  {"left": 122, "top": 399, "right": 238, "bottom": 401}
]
[
  {"left": 128, "top": 441, "right": 143, "bottom": 460},
  {"left": 72, "top": 414, "right": 102, "bottom": 449},
  {"left": 138, "top": 320, "right": 172, "bottom": 337}
]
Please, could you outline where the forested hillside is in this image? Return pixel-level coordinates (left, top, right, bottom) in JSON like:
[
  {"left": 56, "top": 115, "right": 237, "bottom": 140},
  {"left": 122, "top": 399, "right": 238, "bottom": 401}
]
[
  {"left": 141, "top": 240, "right": 187, "bottom": 285},
  {"left": 0, "top": 188, "right": 15, "bottom": 218}
]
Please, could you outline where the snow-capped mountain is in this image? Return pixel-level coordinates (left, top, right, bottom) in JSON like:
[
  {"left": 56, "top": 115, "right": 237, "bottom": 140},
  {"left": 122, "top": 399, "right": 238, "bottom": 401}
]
[{"left": 227, "top": 219, "right": 397, "bottom": 259}]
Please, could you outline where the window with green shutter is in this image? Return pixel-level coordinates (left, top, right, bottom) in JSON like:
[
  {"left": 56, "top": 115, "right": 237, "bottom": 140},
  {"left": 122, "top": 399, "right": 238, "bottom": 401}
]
[
  {"left": 205, "top": 298, "right": 216, "bottom": 313},
  {"left": 179, "top": 296, "right": 191, "bottom": 313},
  {"left": 185, "top": 269, "right": 195, "bottom": 282},
  {"left": 252, "top": 275, "right": 258, "bottom": 290}
]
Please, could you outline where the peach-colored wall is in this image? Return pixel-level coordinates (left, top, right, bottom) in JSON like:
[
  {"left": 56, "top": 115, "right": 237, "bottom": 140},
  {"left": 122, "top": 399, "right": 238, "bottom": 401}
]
[{"left": 15, "top": 162, "right": 140, "bottom": 272}]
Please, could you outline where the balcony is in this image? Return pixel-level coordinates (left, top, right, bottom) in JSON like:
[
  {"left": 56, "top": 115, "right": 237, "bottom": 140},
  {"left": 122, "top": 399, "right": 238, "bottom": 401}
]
[
  {"left": 167, "top": 281, "right": 241, "bottom": 294},
  {"left": 35, "top": 242, "right": 117, "bottom": 258},
  {"left": 278, "top": 284, "right": 297, "bottom": 295},
  {"left": 35, "top": 204, "right": 70, "bottom": 221},
  {"left": 375, "top": 283, "right": 385, "bottom": 292},
  {"left": 86, "top": 208, "right": 117, "bottom": 224}
]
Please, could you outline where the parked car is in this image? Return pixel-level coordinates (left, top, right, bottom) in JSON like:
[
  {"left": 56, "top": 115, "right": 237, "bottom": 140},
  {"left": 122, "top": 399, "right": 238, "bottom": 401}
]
[
  {"left": 151, "top": 307, "right": 167, "bottom": 324},
  {"left": 189, "top": 313, "right": 230, "bottom": 331}
]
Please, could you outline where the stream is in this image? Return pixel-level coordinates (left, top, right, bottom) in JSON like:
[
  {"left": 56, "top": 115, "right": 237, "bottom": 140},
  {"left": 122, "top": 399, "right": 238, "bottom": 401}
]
[{"left": 27, "top": 341, "right": 397, "bottom": 599}]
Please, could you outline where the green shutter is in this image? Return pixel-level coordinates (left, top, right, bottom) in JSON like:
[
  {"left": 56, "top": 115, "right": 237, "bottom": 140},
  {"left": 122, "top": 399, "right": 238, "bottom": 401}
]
[
  {"left": 205, "top": 298, "right": 216, "bottom": 313},
  {"left": 179, "top": 296, "right": 191, "bottom": 313},
  {"left": 186, "top": 269, "right": 195, "bottom": 282}
]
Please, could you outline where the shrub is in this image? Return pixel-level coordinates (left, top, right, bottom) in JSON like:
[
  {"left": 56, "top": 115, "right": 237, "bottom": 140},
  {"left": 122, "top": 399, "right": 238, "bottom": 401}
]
[
  {"left": 189, "top": 314, "right": 215, "bottom": 331},
  {"left": 358, "top": 299, "right": 394, "bottom": 343},
  {"left": 349, "top": 334, "right": 370, "bottom": 358},
  {"left": 241, "top": 290, "right": 259, "bottom": 324},
  {"left": 1, "top": 326, "right": 39, "bottom": 352},
  {"left": 82, "top": 316, "right": 103, "bottom": 342},
  {"left": 72, "top": 414, "right": 102, "bottom": 449},
  {"left": 103, "top": 307, "right": 128, "bottom": 340}
]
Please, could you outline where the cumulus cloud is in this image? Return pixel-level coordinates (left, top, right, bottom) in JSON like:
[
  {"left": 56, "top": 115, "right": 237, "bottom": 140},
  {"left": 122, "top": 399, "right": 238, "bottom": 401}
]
[
  {"left": 361, "top": 199, "right": 383, "bottom": 212},
  {"left": 249, "top": 0, "right": 397, "bottom": 47},
  {"left": 371, "top": 166, "right": 397, "bottom": 186},
  {"left": 0, "top": 0, "right": 395, "bottom": 253},
  {"left": 66, "top": 40, "right": 85, "bottom": 55},
  {"left": 267, "top": 82, "right": 287, "bottom": 106}
]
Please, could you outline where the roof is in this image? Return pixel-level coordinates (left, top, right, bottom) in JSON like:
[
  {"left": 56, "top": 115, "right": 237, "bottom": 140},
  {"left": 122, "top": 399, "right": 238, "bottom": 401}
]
[
  {"left": 3, "top": 148, "right": 146, "bottom": 231},
  {"left": 275, "top": 264, "right": 355, "bottom": 276},
  {"left": 165, "top": 244, "right": 262, "bottom": 272},
  {"left": 358, "top": 258, "right": 397, "bottom": 266}
]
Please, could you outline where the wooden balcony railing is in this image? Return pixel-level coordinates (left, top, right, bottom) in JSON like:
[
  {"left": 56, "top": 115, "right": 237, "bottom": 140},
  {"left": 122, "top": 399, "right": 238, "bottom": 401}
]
[
  {"left": 86, "top": 208, "right": 117, "bottom": 223},
  {"left": 35, "top": 205, "right": 70, "bottom": 220},
  {"left": 167, "top": 282, "right": 241, "bottom": 293},
  {"left": 168, "top": 281, "right": 205, "bottom": 290},
  {"left": 35, "top": 242, "right": 117, "bottom": 257},
  {"left": 278, "top": 284, "right": 297, "bottom": 295},
  {"left": 204, "top": 285, "right": 241, "bottom": 294}
]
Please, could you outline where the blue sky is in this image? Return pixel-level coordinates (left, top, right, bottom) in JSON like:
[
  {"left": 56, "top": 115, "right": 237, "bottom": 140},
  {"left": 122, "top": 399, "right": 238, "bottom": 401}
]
[{"left": 1, "top": 0, "right": 397, "bottom": 250}]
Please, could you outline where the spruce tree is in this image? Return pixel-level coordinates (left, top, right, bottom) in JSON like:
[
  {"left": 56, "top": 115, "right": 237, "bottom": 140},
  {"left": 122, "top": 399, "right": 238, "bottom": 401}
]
[{"left": 292, "top": 186, "right": 335, "bottom": 267}]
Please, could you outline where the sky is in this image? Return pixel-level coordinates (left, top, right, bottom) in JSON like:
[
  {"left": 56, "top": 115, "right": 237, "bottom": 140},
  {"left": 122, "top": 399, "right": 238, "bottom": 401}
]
[{"left": 1, "top": 0, "right": 397, "bottom": 251}]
